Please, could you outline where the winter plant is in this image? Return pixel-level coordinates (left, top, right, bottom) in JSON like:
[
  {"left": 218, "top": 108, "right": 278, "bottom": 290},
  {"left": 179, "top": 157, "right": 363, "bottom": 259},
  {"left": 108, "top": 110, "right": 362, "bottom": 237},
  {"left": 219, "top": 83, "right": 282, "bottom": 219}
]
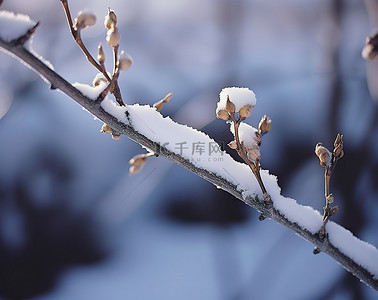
[{"left": 0, "top": 0, "right": 377, "bottom": 291}]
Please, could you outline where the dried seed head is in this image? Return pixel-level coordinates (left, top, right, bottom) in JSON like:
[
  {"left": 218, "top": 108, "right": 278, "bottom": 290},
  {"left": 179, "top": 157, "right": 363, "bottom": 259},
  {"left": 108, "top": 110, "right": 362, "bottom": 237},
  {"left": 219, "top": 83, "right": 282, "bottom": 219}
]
[
  {"left": 228, "top": 140, "right": 237, "bottom": 150},
  {"left": 226, "top": 96, "right": 236, "bottom": 114},
  {"left": 216, "top": 109, "right": 229, "bottom": 121},
  {"left": 112, "top": 133, "right": 121, "bottom": 140},
  {"left": 239, "top": 104, "right": 253, "bottom": 119},
  {"left": 97, "top": 44, "right": 105, "bottom": 63},
  {"left": 106, "top": 28, "right": 120, "bottom": 47},
  {"left": 75, "top": 11, "right": 96, "bottom": 29},
  {"left": 104, "top": 7, "right": 117, "bottom": 29},
  {"left": 100, "top": 123, "right": 113, "bottom": 134},
  {"left": 315, "top": 143, "right": 332, "bottom": 167},
  {"left": 118, "top": 50, "right": 133, "bottom": 70},
  {"left": 258, "top": 115, "right": 272, "bottom": 135},
  {"left": 247, "top": 146, "right": 261, "bottom": 161},
  {"left": 153, "top": 93, "right": 173, "bottom": 111}
]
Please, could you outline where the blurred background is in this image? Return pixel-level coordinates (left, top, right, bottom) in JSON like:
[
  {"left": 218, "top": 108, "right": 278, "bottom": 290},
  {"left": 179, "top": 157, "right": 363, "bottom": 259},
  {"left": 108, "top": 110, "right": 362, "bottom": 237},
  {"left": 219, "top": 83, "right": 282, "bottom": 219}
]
[{"left": 0, "top": 0, "right": 377, "bottom": 299}]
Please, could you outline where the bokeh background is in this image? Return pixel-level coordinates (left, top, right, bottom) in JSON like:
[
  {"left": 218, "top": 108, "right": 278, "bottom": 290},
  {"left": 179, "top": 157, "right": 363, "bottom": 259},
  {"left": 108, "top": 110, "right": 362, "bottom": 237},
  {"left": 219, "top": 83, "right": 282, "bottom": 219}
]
[{"left": 0, "top": 0, "right": 377, "bottom": 299}]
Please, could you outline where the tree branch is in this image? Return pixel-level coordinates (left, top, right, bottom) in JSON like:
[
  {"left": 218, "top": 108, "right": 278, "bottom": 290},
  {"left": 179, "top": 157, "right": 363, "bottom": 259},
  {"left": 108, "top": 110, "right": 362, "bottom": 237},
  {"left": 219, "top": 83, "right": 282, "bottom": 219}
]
[{"left": 1, "top": 34, "right": 377, "bottom": 291}]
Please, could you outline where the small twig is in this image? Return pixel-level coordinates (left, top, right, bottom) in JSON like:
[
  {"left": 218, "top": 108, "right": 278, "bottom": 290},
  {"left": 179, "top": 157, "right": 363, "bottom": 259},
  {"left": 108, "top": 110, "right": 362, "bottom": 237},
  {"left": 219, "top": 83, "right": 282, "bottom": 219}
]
[
  {"left": 230, "top": 113, "right": 271, "bottom": 203},
  {"left": 13, "top": 22, "right": 40, "bottom": 46}
]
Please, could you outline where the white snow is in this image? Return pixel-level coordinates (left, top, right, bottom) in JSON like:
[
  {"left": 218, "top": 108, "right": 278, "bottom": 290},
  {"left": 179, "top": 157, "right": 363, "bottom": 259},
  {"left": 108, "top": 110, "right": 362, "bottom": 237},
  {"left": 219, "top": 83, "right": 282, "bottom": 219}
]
[
  {"left": 100, "top": 95, "right": 378, "bottom": 280},
  {"left": 216, "top": 87, "right": 257, "bottom": 115},
  {"left": 326, "top": 221, "right": 378, "bottom": 279},
  {"left": 230, "top": 122, "right": 259, "bottom": 149},
  {"left": 0, "top": 11, "right": 36, "bottom": 42},
  {"left": 73, "top": 81, "right": 108, "bottom": 100}
]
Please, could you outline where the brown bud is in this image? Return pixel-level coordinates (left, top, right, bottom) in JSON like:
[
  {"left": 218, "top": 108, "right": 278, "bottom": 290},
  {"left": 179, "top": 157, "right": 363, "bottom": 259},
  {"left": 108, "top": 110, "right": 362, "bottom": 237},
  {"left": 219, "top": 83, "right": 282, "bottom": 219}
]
[
  {"left": 247, "top": 146, "right": 261, "bottom": 161},
  {"left": 118, "top": 50, "right": 133, "bottom": 70},
  {"left": 326, "top": 193, "right": 334, "bottom": 204},
  {"left": 258, "top": 115, "right": 272, "bottom": 135},
  {"left": 226, "top": 96, "right": 236, "bottom": 114},
  {"left": 98, "top": 44, "right": 105, "bottom": 64},
  {"left": 104, "top": 7, "right": 117, "bottom": 29},
  {"left": 227, "top": 140, "right": 237, "bottom": 150},
  {"left": 239, "top": 104, "right": 253, "bottom": 119},
  {"left": 216, "top": 109, "right": 229, "bottom": 121},
  {"left": 129, "top": 165, "right": 142, "bottom": 176},
  {"left": 112, "top": 133, "right": 121, "bottom": 140},
  {"left": 153, "top": 93, "right": 172, "bottom": 111},
  {"left": 100, "top": 123, "right": 113, "bottom": 134},
  {"left": 106, "top": 28, "right": 120, "bottom": 47},
  {"left": 315, "top": 143, "right": 332, "bottom": 167},
  {"left": 329, "top": 206, "right": 339, "bottom": 216},
  {"left": 362, "top": 32, "right": 378, "bottom": 60},
  {"left": 333, "top": 133, "right": 344, "bottom": 159},
  {"left": 93, "top": 73, "right": 108, "bottom": 86},
  {"left": 129, "top": 154, "right": 148, "bottom": 168}
]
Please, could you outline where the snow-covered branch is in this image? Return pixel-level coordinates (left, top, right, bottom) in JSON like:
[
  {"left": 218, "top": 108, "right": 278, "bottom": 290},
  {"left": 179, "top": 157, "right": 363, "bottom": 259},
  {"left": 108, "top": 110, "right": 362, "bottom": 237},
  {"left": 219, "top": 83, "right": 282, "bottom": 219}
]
[{"left": 0, "top": 9, "right": 377, "bottom": 291}]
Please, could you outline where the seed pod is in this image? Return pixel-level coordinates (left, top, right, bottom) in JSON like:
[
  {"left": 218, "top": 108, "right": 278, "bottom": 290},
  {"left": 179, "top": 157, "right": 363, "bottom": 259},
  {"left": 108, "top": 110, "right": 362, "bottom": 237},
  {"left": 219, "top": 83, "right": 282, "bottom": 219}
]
[
  {"left": 104, "top": 7, "right": 117, "bottom": 29},
  {"left": 333, "top": 133, "right": 344, "bottom": 159},
  {"left": 227, "top": 140, "right": 237, "bottom": 150},
  {"left": 106, "top": 28, "right": 120, "bottom": 47},
  {"left": 100, "top": 123, "right": 113, "bottom": 134},
  {"left": 216, "top": 109, "right": 229, "bottom": 121},
  {"left": 118, "top": 50, "right": 133, "bottom": 70},
  {"left": 239, "top": 104, "right": 253, "bottom": 119},
  {"left": 225, "top": 96, "right": 236, "bottom": 114},
  {"left": 315, "top": 143, "right": 332, "bottom": 167},
  {"left": 97, "top": 44, "right": 105, "bottom": 63}
]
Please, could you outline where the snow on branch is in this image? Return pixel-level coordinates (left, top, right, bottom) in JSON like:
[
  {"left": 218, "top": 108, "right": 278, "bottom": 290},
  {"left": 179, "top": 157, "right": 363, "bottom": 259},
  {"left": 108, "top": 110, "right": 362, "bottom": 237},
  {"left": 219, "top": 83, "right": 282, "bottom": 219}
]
[{"left": 0, "top": 5, "right": 377, "bottom": 291}]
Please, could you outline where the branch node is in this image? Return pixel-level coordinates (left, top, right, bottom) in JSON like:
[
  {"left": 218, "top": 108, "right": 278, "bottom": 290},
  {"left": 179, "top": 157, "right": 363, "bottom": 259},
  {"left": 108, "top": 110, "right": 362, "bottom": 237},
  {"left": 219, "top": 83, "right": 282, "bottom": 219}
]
[{"left": 313, "top": 247, "right": 321, "bottom": 255}]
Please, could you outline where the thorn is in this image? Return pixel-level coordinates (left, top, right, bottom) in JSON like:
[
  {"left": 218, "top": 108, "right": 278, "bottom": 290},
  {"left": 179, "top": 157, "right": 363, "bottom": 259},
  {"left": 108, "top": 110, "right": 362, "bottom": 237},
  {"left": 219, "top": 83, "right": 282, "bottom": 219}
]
[
  {"left": 13, "top": 22, "right": 40, "bottom": 46},
  {"left": 50, "top": 84, "right": 57, "bottom": 90}
]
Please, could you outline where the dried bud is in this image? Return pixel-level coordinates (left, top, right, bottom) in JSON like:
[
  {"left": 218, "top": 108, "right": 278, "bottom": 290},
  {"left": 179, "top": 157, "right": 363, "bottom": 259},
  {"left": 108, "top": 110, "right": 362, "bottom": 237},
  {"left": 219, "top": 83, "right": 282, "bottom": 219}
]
[
  {"left": 326, "top": 193, "right": 334, "bottom": 204},
  {"left": 104, "top": 7, "right": 117, "bottom": 29},
  {"left": 100, "top": 123, "right": 113, "bottom": 134},
  {"left": 75, "top": 11, "right": 96, "bottom": 29},
  {"left": 106, "top": 28, "right": 120, "bottom": 47},
  {"left": 315, "top": 143, "right": 332, "bottom": 167},
  {"left": 153, "top": 93, "right": 173, "bottom": 111},
  {"left": 362, "top": 32, "right": 378, "bottom": 60},
  {"left": 239, "top": 104, "right": 253, "bottom": 119},
  {"left": 129, "top": 154, "right": 148, "bottom": 168},
  {"left": 329, "top": 206, "right": 339, "bottom": 216},
  {"left": 228, "top": 140, "right": 237, "bottom": 150},
  {"left": 129, "top": 165, "right": 141, "bottom": 176},
  {"left": 118, "top": 50, "right": 133, "bottom": 70},
  {"left": 247, "top": 146, "right": 261, "bottom": 161},
  {"left": 226, "top": 96, "right": 236, "bottom": 114},
  {"left": 112, "top": 133, "right": 121, "bottom": 140},
  {"left": 98, "top": 44, "right": 105, "bottom": 64},
  {"left": 216, "top": 109, "right": 229, "bottom": 121},
  {"left": 333, "top": 133, "right": 344, "bottom": 159},
  {"left": 258, "top": 115, "right": 272, "bottom": 135},
  {"left": 92, "top": 73, "right": 108, "bottom": 86}
]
